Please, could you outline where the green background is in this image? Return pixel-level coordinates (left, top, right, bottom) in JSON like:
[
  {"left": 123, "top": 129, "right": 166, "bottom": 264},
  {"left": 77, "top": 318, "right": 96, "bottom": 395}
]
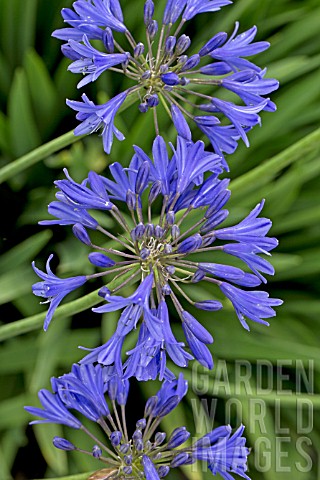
[{"left": 0, "top": 0, "right": 319, "bottom": 478}]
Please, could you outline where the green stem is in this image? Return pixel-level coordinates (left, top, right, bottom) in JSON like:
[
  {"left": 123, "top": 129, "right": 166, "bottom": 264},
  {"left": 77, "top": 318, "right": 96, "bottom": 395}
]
[
  {"left": 0, "top": 265, "right": 139, "bottom": 342},
  {"left": 231, "top": 127, "right": 320, "bottom": 194},
  {"left": 0, "top": 288, "right": 101, "bottom": 342},
  {"left": 0, "top": 130, "right": 82, "bottom": 184},
  {"left": 0, "top": 93, "right": 141, "bottom": 185}
]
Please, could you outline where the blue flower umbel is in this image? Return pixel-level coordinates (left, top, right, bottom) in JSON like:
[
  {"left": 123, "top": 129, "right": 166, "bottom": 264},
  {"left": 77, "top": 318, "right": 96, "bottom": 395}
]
[
  {"left": 25, "top": 364, "right": 251, "bottom": 480},
  {"left": 53, "top": 0, "right": 278, "bottom": 161},
  {"left": 32, "top": 134, "right": 282, "bottom": 379}
]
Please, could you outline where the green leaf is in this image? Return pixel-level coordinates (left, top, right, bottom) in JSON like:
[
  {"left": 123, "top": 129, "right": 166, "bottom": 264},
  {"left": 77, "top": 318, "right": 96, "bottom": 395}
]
[
  {"left": 34, "top": 423, "right": 69, "bottom": 476},
  {"left": 231, "top": 127, "right": 320, "bottom": 197},
  {"left": 0, "top": 265, "right": 36, "bottom": 305},
  {"left": 24, "top": 48, "right": 60, "bottom": 137},
  {"left": 8, "top": 68, "right": 41, "bottom": 156},
  {"left": 0, "top": 0, "right": 37, "bottom": 69},
  {"left": 0, "top": 394, "right": 33, "bottom": 429},
  {"left": 0, "top": 230, "right": 52, "bottom": 273},
  {"left": 0, "top": 130, "right": 80, "bottom": 185},
  {"left": 0, "top": 111, "right": 10, "bottom": 155}
]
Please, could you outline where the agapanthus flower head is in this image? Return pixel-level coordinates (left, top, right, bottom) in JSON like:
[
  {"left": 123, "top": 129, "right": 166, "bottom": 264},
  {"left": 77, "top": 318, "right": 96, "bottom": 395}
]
[
  {"left": 33, "top": 135, "right": 282, "bottom": 380},
  {"left": 53, "top": 0, "right": 278, "bottom": 164},
  {"left": 25, "top": 365, "right": 251, "bottom": 479}
]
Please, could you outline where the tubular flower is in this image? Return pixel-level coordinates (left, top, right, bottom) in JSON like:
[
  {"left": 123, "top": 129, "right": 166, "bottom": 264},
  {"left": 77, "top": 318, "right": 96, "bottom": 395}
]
[
  {"left": 26, "top": 366, "right": 251, "bottom": 479},
  {"left": 33, "top": 136, "right": 282, "bottom": 379},
  {"left": 32, "top": 254, "right": 87, "bottom": 331},
  {"left": 53, "top": 0, "right": 278, "bottom": 163}
]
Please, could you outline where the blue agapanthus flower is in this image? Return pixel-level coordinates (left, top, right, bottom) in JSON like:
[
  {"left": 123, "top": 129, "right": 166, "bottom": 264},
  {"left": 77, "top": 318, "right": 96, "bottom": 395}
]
[
  {"left": 32, "top": 133, "right": 282, "bottom": 380},
  {"left": 25, "top": 364, "right": 251, "bottom": 480},
  {"left": 53, "top": 0, "right": 278, "bottom": 162}
]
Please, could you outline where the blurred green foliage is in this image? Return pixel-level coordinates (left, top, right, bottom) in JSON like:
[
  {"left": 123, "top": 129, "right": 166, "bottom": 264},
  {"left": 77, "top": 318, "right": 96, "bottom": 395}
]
[{"left": 0, "top": 0, "right": 320, "bottom": 479}]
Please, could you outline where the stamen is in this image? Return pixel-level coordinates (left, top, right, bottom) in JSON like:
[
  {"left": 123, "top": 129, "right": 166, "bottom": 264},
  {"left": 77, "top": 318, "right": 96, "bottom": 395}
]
[
  {"left": 155, "top": 24, "right": 166, "bottom": 69},
  {"left": 92, "top": 244, "right": 140, "bottom": 260},
  {"left": 125, "top": 30, "right": 138, "bottom": 49},
  {"left": 111, "top": 269, "right": 141, "bottom": 294},
  {"left": 170, "top": 280, "right": 194, "bottom": 305},
  {"left": 176, "top": 86, "right": 215, "bottom": 101},
  {"left": 162, "top": 91, "right": 194, "bottom": 120},
  {"left": 188, "top": 78, "right": 222, "bottom": 86},
  {"left": 112, "top": 400, "right": 125, "bottom": 439},
  {"left": 173, "top": 18, "right": 186, "bottom": 38},
  {"left": 153, "top": 108, "right": 160, "bottom": 135},
  {"left": 86, "top": 263, "right": 139, "bottom": 280},
  {"left": 121, "top": 405, "right": 129, "bottom": 443},
  {"left": 173, "top": 217, "right": 205, "bottom": 243},
  {"left": 97, "top": 226, "right": 136, "bottom": 253}
]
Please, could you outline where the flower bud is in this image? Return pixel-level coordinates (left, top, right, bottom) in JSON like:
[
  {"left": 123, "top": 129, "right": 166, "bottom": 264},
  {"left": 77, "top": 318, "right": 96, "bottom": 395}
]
[
  {"left": 145, "top": 223, "right": 155, "bottom": 237},
  {"left": 88, "top": 252, "right": 116, "bottom": 268},
  {"left": 133, "top": 429, "right": 143, "bottom": 440},
  {"left": 136, "top": 418, "right": 147, "bottom": 429},
  {"left": 195, "top": 300, "right": 223, "bottom": 311},
  {"left": 201, "top": 235, "right": 215, "bottom": 247},
  {"left": 180, "top": 54, "right": 200, "bottom": 72},
  {"left": 161, "top": 72, "right": 180, "bottom": 86},
  {"left": 155, "top": 225, "right": 164, "bottom": 238},
  {"left": 103, "top": 27, "right": 114, "bottom": 53},
  {"left": 160, "top": 64, "right": 169, "bottom": 74},
  {"left": 126, "top": 189, "right": 136, "bottom": 211},
  {"left": 163, "top": 244, "right": 172, "bottom": 254},
  {"left": 147, "top": 19, "right": 158, "bottom": 39},
  {"left": 144, "top": 395, "right": 158, "bottom": 417},
  {"left": 53, "top": 437, "right": 76, "bottom": 451},
  {"left": 155, "top": 432, "right": 166, "bottom": 445},
  {"left": 171, "top": 105, "right": 191, "bottom": 141},
  {"left": 139, "top": 102, "right": 149, "bottom": 113},
  {"left": 165, "top": 36, "right": 176, "bottom": 56},
  {"left": 191, "top": 270, "right": 205, "bottom": 283},
  {"left": 72, "top": 223, "right": 91, "bottom": 245},
  {"left": 135, "top": 161, "right": 150, "bottom": 194},
  {"left": 140, "top": 247, "right": 150, "bottom": 260},
  {"left": 135, "top": 439, "right": 144, "bottom": 451},
  {"left": 170, "top": 452, "right": 190, "bottom": 468},
  {"left": 162, "top": 284, "right": 172, "bottom": 295},
  {"left": 201, "top": 211, "right": 228, "bottom": 234},
  {"left": 134, "top": 42, "right": 145, "bottom": 57},
  {"left": 92, "top": 445, "right": 102, "bottom": 458},
  {"left": 176, "top": 55, "right": 188, "bottom": 66},
  {"left": 110, "top": 431, "right": 122, "bottom": 447},
  {"left": 182, "top": 311, "right": 213, "bottom": 344},
  {"left": 144, "top": 0, "right": 154, "bottom": 25},
  {"left": 199, "top": 32, "right": 228, "bottom": 57},
  {"left": 147, "top": 94, "right": 159, "bottom": 108},
  {"left": 158, "top": 466, "right": 170, "bottom": 478},
  {"left": 131, "top": 223, "right": 145, "bottom": 241},
  {"left": 166, "top": 211, "right": 175, "bottom": 225},
  {"left": 120, "top": 443, "right": 130, "bottom": 454},
  {"left": 168, "top": 427, "right": 190, "bottom": 448},
  {"left": 166, "top": 265, "right": 175, "bottom": 275},
  {"left": 176, "top": 34, "right": 191, "bottom": 54},
  {"left": 177, "top": 233, "right": 202, "bottom": 254},
  {"left": 141, "top": 70, "right": 151, "bottom": 80},
  {"left": 148, "top": 182, "right": 161, "bottom": 204},
  {"left": 179, "top": 77, "right": 189, "bottom": 86},
  {"left": 171, "top": 224, "right": 180, "bottom": 240}
]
